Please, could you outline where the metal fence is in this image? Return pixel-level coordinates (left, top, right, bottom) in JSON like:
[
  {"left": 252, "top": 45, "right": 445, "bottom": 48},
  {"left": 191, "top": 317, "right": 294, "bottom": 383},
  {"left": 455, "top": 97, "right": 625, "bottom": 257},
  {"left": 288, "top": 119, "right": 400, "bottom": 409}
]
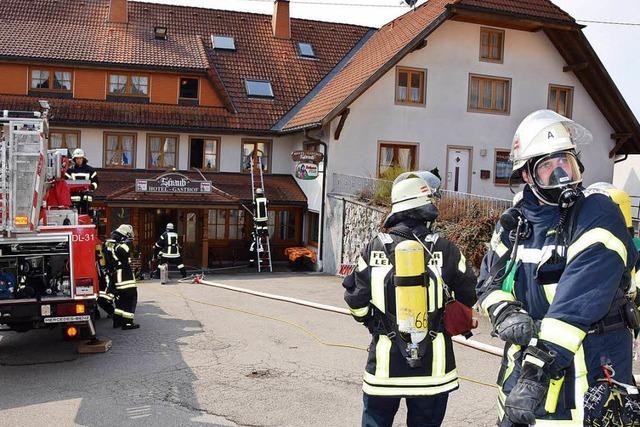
[{"left": 331, "top": 172, "right": 511, "bottom": 217}]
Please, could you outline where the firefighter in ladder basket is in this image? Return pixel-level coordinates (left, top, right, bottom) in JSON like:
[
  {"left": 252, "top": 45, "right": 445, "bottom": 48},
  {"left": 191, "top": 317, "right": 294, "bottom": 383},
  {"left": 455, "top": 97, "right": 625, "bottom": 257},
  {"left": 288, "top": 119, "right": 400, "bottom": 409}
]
[{"left": 65, "top": 148, "right": 98, "bottom": 215}]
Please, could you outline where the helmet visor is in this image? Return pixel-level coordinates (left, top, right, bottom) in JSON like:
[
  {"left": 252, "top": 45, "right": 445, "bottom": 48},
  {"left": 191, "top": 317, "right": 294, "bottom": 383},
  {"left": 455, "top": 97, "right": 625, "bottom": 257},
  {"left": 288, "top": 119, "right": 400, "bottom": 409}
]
[{"left": 532, "top": 152, "right": 582, "bottom": 190}]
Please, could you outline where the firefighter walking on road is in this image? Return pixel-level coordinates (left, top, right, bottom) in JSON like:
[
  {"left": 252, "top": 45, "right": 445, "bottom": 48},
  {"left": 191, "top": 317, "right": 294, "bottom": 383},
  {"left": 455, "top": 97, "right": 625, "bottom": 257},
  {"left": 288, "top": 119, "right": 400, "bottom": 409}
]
[
  {"left": 107, "top": 224, "right": 139, "bottom": 330},
  {"left": 154, "top": 223, "right": 187, "bottom": 279},
  {"left": 343, "top": 171, "right": 477, "bottom": 427},
  {"left": 477, "top": 110, "right": 639, "bottom": 426},
  {"left": 65, "top": 148, "right": 98, "bottom": 214}
]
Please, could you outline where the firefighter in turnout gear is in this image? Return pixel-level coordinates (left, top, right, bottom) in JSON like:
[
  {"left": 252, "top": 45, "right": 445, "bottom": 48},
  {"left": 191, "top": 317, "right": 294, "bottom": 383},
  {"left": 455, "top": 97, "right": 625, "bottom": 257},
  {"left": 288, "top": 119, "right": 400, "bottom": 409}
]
[
  {"left": 95, "top": 243, "right": 115, "bottom": 318},
  {"left": 343, "top": 171, "right": 477, "bottom": 427},
  {"left": 253, "top": 188, "right": 269, "bottom": 237},
  {"left": 477, "top": 110, "right": 639, "bottom": 426},
  {"left": 107, "top": 224, "right": 139, "bottom": 330},
  {"left": 65, "top": 148, "right": 98, "bottom": 214},
  {"left": 154, "top": 223, "right": 186, "bottom": 279}
]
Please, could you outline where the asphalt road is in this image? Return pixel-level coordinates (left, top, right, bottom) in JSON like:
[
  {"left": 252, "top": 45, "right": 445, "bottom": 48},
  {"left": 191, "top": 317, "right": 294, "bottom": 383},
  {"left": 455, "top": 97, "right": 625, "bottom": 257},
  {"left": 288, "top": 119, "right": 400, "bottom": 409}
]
[{"left": 0, "top": 273, "right": 526, "bottom": 426}]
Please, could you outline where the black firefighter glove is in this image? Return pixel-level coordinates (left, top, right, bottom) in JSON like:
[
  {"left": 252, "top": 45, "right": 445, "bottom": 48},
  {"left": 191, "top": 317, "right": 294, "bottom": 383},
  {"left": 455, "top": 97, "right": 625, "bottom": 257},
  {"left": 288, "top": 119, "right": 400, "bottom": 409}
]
[
  {"left": 505, "top": 343, "right": 558, "bottom": 425},
  {"left": 489, "top": 301, "right": 536, "bottom": 346}
]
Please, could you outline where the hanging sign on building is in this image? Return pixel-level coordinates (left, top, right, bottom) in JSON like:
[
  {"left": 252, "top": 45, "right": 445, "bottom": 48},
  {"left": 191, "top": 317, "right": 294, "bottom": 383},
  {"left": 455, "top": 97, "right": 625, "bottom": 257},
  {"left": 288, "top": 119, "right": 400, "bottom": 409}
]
[
  {"left": 291, "top": 151, "right": 323, "bottom": 181},
  {"left": 135, "top": 173, "right": 212, "bottom": 193},
  {"left": 290, "top": 150, "right": 324, "bottom": 164},
  {"left": 295, "top": 163, "right": 318, "bottom": 180}
]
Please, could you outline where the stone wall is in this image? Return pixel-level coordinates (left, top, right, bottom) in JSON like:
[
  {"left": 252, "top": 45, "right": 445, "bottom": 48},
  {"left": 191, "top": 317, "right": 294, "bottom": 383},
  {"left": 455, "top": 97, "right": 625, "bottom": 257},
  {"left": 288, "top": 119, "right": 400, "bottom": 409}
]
[{"left": 323, "top": 195, "right": 386, "bottom": 274}]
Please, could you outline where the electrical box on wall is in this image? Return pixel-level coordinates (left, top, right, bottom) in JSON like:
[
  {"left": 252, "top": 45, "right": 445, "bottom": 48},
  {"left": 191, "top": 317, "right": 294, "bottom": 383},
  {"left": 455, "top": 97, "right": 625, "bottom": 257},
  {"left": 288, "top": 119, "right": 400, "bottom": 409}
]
[
  {"left": 480, "top": 149, "right": 487, "bottom": 157},
  {"left": 480, "top": 170, "right": 491, "bottom": 180}
]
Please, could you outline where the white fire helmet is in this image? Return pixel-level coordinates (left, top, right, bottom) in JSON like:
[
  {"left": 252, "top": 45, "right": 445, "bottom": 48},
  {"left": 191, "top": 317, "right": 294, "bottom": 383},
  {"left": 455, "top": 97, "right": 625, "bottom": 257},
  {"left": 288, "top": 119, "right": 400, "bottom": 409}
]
[
  {"left": 115, "top": 224, "right": 134, "bottom": 239},
  {"left": 166, "top": 222, "right": 174, "bottom": 231},
  {"left": 72, "top": 148, "right": 86, "bottom": 160},
  {"left": 390, "top": 171, "right": 440, "bottom": 214},
  {"left": 510, "top": 109, "right": 592, "bottom": 173}
]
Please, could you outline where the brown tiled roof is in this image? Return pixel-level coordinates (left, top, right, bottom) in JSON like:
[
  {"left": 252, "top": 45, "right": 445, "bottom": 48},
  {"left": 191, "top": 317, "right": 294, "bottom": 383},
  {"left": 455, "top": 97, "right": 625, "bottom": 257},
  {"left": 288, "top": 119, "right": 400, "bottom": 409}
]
[
  {"left": 281, "top": 0, "right": 640, "bottom": 155},
  {"left": 0, "top": 0, "right": 371, "bottom": 131},
  {"left": 95, "top": 169, "right": 306, "bottom": 205},
  {"left": 0, "top": 95, "right": 239, "bottom": 132},
  {"left": 282, "top": 0, "right": 578, "bottom": 131},
  {"left": 455, "top": 0, "right": 574, "bottom": 23},
  {"left": 283, "top": 0, "right": 454, "bottom": 131}
]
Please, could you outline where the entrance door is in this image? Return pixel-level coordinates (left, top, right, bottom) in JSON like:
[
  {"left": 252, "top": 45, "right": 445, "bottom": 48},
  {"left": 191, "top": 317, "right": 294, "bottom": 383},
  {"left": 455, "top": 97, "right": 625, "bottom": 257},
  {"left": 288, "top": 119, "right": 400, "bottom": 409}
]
[
  {"left": 446, "top": 147, "right": 471, "bottom": 193},
  {"left": 183, "top": 209, "right": 202, "bottom": 267}
]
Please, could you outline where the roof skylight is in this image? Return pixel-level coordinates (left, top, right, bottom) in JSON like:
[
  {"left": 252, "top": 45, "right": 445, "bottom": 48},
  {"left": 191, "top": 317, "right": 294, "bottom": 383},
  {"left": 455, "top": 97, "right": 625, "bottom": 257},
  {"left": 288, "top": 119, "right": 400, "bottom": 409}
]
[
  {"left": 212, "top": 35, "right": 236, "bottom": 51},
  {"left": 297, "top": 42, "right": 316, "bottom": 58},
  {"left": 245, "top": 80, "right": 274, "bottom": 99}
]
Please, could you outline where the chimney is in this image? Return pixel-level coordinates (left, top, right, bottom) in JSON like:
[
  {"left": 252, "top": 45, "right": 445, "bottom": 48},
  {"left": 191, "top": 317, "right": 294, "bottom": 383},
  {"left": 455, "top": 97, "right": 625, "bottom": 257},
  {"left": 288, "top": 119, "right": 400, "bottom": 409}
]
[
  {"left": 109, "top": 0, "right": 128, "bottom": 24},
  {"left": 272, "top": 0, "right": 290, "bottom": 39}
]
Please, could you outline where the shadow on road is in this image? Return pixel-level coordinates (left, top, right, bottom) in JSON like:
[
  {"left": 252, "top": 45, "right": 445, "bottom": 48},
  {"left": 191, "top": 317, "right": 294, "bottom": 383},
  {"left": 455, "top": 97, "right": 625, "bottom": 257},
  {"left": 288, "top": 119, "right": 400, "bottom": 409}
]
[{"left": 0, "top": 300, "right": 233, "bottom": 426}]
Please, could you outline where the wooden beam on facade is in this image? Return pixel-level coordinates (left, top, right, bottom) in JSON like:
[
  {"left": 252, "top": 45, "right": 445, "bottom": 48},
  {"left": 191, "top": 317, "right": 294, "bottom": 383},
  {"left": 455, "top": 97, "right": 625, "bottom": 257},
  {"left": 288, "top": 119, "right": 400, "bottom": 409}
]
[
  {"left": 563, "top": 62, "right": 588, "bottom": 73},
  {"left": 611, "top": 132, "right": 633, "bottom": 140},
  {"left": 609, "top": 134, "right": 631, "bottom": 158},
  {"left": 334, "top": 109, "right": 350, "bottom": 140}
]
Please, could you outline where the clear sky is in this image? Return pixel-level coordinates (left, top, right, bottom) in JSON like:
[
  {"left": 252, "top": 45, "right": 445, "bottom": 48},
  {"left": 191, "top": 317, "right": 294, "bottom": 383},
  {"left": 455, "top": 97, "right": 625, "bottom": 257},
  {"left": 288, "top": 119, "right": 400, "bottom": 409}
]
[{"left": 139, "top": 0, "right": 640, "bottom": 119}]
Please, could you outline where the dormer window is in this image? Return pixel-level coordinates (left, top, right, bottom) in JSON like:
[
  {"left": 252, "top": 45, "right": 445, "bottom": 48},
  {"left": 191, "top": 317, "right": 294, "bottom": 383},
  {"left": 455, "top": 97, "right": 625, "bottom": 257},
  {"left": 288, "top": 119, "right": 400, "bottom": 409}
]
[
  {"left": 154, "top": 26, "right": 168, "bottom": 40},
  {"left": 245, "top": 80, "right": 274, "bottom": 99},
  {"left": 212, "top": 35, "right": 236, "bottom": 51},
  {"left": 297, "top": 42, "right": 315, "bottom": 58}
]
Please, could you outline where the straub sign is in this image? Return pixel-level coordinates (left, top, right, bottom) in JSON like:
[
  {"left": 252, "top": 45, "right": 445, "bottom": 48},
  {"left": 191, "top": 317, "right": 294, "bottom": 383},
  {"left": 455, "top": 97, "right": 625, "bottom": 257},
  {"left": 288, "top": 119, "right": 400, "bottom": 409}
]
[{"left": 135, "top": 173, "right": 212, "bottom": 194}]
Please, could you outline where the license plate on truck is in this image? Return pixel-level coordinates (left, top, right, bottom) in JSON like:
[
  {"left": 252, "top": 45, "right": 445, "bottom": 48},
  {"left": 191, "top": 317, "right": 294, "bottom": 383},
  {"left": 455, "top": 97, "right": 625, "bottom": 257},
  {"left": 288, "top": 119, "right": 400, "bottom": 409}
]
[{"left": 43, "top": 315, "right": 90, "bottom": 323}]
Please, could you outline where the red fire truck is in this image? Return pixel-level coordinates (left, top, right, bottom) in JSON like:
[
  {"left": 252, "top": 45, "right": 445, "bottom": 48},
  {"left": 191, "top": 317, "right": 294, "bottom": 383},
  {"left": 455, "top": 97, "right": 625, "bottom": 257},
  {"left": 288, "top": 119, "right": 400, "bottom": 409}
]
[{"left": 0, "top": 103, "right": 99, "bottom": 339}]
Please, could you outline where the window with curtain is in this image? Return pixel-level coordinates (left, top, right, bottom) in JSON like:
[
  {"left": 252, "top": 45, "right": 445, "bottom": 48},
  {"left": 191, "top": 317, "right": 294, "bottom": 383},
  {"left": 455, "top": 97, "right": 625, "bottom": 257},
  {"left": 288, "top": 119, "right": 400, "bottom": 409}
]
[
  {"left": 104, "top": 133, "right": 135, "bottom": 168},
  {"left": 548, "top": 85, "right": 574, "bottom": 118},
  {"left": 480, "top": 27, "right": 504, "bottom": 62},
  {"left": 204, "top": 139, "right": 217, "bottom": 170},
  {"left": 109, "top": 74, "right": 149, "bottom": 96},
  {"left": 378, "top": 143, "right": 416, "bottom": 177},
  {"left": 147, "top": 135, "right": 177, "bottom": 169},
  {"left": 395, "top": 67, "right": 425, "bottom": 106},
  {"left": 49, "top": 130, "right": 79, "bottom": 150},
  {"left": 468, "top": 74, "right": 511, "bottom": 114},
  {"left": 31, "top": 69, "right": 72, "bottom": 91},
  {"left": 494, "top": 150, "right": 513, "bottom": 185},
  {"left": 242, "top": 140, "right": 271, "bottom": 173},
  {"left": 208, "top": 209, "right": 226, "bottom": 240}
]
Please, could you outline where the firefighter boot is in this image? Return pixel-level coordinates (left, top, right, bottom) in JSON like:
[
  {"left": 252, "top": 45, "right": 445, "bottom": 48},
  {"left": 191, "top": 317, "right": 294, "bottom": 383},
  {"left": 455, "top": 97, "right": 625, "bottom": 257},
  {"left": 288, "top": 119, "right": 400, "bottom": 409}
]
[{"left": 122, "top": 323, "right": 140, "bottom": 330}]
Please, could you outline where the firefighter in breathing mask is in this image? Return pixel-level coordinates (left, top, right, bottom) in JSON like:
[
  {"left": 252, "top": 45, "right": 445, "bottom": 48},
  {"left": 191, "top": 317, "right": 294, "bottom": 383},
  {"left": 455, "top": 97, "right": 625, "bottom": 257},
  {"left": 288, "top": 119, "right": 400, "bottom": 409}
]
[{"left": 477, "top": 110, "right": 639, "bottom": 426}]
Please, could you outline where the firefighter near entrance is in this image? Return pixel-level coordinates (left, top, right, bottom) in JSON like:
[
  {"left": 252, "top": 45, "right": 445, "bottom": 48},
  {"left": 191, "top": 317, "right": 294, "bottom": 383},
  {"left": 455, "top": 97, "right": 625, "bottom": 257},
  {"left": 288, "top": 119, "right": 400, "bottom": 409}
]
[
  {"left": 154, "top": 222, "right": 187, "bottom": 279},
  {"left": 106, "top": 224, "right": 139, "bottom": 330},
  {"left": 65, "top": 148, "right": 98, "bottom": 215},
  {"left": 343, "top": 171, "right": 477, "bottom": 427},
  {"left": 477, "top": 110, "right": 640, "bottom": 426}
]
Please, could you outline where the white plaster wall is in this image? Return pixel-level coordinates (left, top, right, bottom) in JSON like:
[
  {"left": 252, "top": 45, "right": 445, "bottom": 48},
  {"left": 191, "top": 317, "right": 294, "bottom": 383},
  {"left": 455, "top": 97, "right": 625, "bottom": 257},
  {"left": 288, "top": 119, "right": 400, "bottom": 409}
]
[
  {"left": 62, "top": 127, "right": 304, "bottom": 175},
  {"left": 327, "top": 20, "right": 616, "bottom": 199}
]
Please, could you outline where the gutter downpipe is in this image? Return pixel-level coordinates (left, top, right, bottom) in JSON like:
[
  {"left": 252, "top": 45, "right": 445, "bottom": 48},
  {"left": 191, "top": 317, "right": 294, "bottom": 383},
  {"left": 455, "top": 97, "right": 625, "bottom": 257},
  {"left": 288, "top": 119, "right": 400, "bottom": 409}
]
[{"left": 305, "top": 128, "right": 327, "bottom": 270}]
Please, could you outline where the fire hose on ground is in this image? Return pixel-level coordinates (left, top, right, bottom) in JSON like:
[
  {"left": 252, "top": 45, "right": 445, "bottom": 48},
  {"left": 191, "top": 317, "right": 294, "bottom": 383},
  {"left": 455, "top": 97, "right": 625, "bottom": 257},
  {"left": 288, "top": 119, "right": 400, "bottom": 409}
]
[{"left": 169, "top": 277, "right": 640, "bottom": 385}]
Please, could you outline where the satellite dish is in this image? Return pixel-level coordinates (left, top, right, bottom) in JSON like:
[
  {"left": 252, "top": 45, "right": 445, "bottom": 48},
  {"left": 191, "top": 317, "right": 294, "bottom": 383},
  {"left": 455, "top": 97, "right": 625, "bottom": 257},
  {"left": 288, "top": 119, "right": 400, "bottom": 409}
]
[{"left": 404, "top": 0, "right": 418, "bottom": 6}]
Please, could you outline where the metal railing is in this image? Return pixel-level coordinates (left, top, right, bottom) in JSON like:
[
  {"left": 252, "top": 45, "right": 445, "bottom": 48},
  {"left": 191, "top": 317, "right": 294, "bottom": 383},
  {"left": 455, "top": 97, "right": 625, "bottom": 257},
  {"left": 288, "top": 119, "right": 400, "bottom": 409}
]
[{"left": 331, "top": 173, "right": 511, "bottom": 217}]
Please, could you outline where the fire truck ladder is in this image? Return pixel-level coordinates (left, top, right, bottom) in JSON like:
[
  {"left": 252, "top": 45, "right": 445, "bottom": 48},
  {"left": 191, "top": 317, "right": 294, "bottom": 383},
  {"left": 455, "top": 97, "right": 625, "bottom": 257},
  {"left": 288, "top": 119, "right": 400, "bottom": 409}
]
[{"left": 249, "top": 155, "right": 272, "bottom": 273}]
